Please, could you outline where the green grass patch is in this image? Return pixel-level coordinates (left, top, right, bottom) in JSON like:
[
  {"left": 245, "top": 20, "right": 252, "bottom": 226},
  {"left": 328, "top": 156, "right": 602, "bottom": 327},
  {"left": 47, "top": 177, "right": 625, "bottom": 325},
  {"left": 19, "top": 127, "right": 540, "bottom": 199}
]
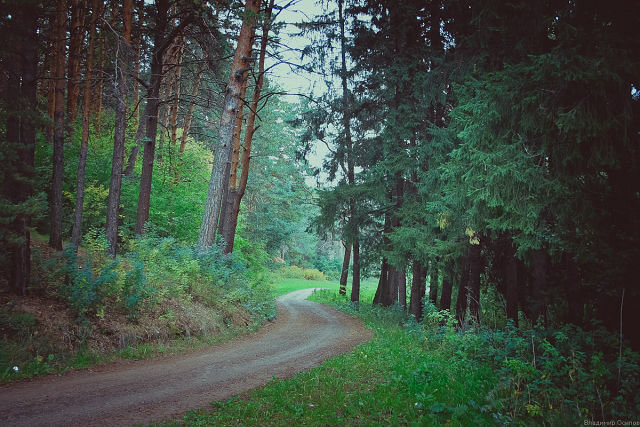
[
  {"left": 272, "top": 276, "right": 379, "bottom": 299},
  {"left": 170, "top": 289, "right": 497, "bottom": 426},
  {"left": 271, "top": 278, "right": 333, "bottom": 298}
]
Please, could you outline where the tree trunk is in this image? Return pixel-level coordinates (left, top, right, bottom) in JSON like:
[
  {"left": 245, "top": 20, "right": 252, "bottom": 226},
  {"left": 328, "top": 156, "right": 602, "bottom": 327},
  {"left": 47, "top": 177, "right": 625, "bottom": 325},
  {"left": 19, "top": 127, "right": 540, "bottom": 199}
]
[
  {"left": 373, "top": 257, "right": 389, "bottom": 305},
  {"left": 220, "top": 0, "right": 274, "bottom": 253},
  {"left": 504, "top": 240, "right": 519, "bottom": 326},
  {"left": 5, "top": 4, "right": 38, "bottom": 295},
  {"left": 169, "top": 39, "right": 184, "bottom": 149},
  {"left": 106, "top": 0, "right": 133, "bottom": 256},
  {"left": 67, "top": 0, "right": 84, "bottom": 124},
  {"left": 131, "top": 0, "right": 144, "bottom": 121},
  {"left": 135, "top": 0, "right": 171, "bottom": 235},
  {"left": 46, "top": 46, "right": 55, "bottom": 144},
  {"left": 71, "top": 0, "right": 99, "bottom": 249},
  {"left": 397, "top": 266, "right": 406, "bottom": 308},
  {"left": 198, "top": 0, "right": 261, "bottom": 250},
  {"left": 123, "top": 99, "right": 148, "bottom": 177},
  {"left": 428, "top": 260, "right": 439, "bottom": 306},
  {"left": 49, "top": 0, "right": 66, "bottom": 250},
  {"left": 468, "top": 242, "right": 482, "bottom": 324},
  {"left": 339, "top": 0, "right": 361, "bottom": 302},
  {"left": 350, "top": 234, "right": 361, "bottom": 305},
  {"left": 409, "top": 261, "right": 427, "bottom": 321},
  {"left": 565, "top": 254, "right": 582, "bottom": 326},
  {"left": 94, "top": 22, "right": 105, "bottom": 120},
  {"left": 339, "top": 243, "right": 351, "bottom": 296},
  {"left": 456, "top": 254, "right": 470, "bottom": 326},
  {"left": 179, "top": 59, "right": 206, "bottom": 153},
  {"left": 219, "top": 77, "right": 249, "bottom": 243},
  {"left": 530, "top": 249, "right": 548, "bottom": 324},
  {"left": 439, "top": 260, "right": 454, "bottom": 311}
]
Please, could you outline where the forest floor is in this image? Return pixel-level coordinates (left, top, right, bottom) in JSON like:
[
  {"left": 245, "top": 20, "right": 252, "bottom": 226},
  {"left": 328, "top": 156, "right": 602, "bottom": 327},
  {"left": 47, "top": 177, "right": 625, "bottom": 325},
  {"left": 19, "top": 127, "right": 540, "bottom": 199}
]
[{"left": 0, "top": 289, "right": 371, "bottom": 426}]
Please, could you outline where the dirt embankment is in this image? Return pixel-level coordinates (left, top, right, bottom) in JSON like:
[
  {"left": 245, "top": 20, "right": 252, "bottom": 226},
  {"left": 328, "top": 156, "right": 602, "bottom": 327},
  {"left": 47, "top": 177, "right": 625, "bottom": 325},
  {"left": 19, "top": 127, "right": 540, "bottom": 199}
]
[{"left": 0, "top": 289, "right": 371, "bottom": 426}]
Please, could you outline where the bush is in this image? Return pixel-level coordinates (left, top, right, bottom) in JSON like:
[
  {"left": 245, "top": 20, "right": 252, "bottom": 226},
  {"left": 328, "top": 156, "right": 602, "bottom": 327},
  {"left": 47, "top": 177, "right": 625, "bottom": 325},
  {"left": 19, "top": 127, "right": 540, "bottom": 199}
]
[
  {"left": 279, "top": 265, "right": 326, "bottom": 281},
  {"left": 419, "top": 321, "right": 640, "bottom": 423},
  {"left": 53, "top": 245, "right": 120, "bottom": 319}
]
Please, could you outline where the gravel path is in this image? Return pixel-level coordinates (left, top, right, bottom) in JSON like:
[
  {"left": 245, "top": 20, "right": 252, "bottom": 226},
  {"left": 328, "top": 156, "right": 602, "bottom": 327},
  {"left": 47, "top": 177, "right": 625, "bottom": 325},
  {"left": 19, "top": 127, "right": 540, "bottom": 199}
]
[{"left": 0, "top": 289, "right": 371, "bottom": 426}]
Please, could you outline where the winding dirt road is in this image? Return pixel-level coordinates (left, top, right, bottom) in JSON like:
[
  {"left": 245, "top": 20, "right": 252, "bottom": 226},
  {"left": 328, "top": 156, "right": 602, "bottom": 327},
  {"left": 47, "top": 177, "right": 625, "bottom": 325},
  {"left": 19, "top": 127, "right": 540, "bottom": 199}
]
[{"left": 0, "top": 289, "right": 371, "bottom": 426}]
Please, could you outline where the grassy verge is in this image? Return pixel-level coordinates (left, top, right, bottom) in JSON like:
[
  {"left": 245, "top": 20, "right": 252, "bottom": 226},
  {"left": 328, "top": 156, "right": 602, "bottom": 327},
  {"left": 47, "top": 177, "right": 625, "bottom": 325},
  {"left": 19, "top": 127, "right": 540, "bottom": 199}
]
[
  {"left": 270, "top": 278, "right": 329, "bottom": 298},
  {"left": 171, "top": 289, "right": 497, "bottom": 426}
]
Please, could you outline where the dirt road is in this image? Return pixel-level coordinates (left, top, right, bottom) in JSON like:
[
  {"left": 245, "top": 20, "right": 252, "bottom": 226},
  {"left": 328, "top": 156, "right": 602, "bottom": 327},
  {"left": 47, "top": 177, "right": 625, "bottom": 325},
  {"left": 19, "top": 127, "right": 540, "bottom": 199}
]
[{"left": 0, "top": 289, "right": 371, "bottom": 426}]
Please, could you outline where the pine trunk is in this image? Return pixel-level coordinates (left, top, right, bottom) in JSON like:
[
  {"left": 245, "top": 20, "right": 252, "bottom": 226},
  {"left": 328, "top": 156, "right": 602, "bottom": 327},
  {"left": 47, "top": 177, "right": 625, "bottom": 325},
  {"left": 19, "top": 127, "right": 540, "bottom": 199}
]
[
  {"left": 94, "top": 24, "right": 105, "bottom": 119},
  {"left": 428, "top": 260, "right": 439, "bottom": 306},
  {"left": 135, "top": 0, "right": 168, "bottom": 234},
  {"left": 456, "top": 255, "right": 470, "bottom": 326},
  {"left": 439, "top": 260, "right": 454, "bottom": 311},
  {"left": 106, "top": 0, "right": 133, "bottom": 256},
  {"left": 373, "top": 212, "right": 392, "bottom": 305},
  {"left": 198, "top": 0, "right": 261, "bottom": 250},
  {"left": 5, "top": 5, "right": 38, "bottom": 295},
  {"left": 373, "top": 257, "right": 388, "bottom": 305},
  {"left": 409, "top": 261, "right": 427, "bottom": 321},
  {"left": 135, "top": 0, "right": 190, "bottom": 234},
  {"left": 124, "top": 97, "right": 149, "bottom": 177},
  {"left": 350, "top": 235, "right": 361, "bottom": 305},
  {"left": 179, "top": 59, "right": 206, "bottom": 153},
  {"left": 530, "top": 249, "right": 548, "bottom": 324},
  {"left": 220, "top": 0, "right": 273, "bottom": 254},
  {"left": 71, "top": 0, "right": 99, "bottom": 249},
  {"left": 67, "top": 0, "right": 84, "bottom": 123},
  {"left": 339, "top": 243, "right": 351, "bottom": 296},
  {"left": 46, "top": 48, "right": 55, "bottom": 144},
  {"left": 504, "top": 241, "right": 519, "bottom": 326},
  {"left": 565, "top": 254, "right": 582, "bottom": 325},
  {"left": 49, "top": 0, "right": 66, "bottom": 250},
  {"left": 468, "top": 242, "right": 482, "bottom": 324}
]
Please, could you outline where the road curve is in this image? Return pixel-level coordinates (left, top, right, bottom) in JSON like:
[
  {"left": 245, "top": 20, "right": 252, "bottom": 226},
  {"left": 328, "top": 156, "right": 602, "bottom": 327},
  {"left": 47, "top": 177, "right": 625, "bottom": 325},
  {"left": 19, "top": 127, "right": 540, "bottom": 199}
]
[{"left": 0, "top": 289, "right": 371, "bottom": 426}]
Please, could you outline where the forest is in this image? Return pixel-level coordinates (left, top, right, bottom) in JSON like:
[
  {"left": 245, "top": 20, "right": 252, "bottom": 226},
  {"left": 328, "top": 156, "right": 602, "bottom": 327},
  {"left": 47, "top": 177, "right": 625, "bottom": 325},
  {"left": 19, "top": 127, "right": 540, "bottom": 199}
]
[{"left": 1, "top": 0, "right": 639, "bottom": 425}]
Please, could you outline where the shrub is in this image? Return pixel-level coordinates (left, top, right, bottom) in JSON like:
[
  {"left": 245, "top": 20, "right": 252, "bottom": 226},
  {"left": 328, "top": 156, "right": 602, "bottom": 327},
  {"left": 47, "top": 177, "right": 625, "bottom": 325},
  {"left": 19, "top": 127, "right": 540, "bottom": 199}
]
[
  {"left": 278, "top": 265, "right": 326, "bottom": 281},
  {"left": 50, "top": 245, "right": 120, "bottom": 320}
]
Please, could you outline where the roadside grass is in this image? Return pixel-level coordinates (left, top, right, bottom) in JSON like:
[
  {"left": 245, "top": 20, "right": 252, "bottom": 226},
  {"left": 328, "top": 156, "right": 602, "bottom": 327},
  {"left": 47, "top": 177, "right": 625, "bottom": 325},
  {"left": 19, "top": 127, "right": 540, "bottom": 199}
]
[{"left": 171, "top": 289, "right": 497, "bottom": 426}]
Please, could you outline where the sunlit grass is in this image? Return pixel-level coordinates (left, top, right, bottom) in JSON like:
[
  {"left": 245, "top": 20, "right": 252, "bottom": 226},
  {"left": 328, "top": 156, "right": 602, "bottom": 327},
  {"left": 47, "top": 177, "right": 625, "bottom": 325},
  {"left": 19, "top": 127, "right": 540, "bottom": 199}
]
[{"left": 272, "top": 276, "right": 378, "bottom": 299}]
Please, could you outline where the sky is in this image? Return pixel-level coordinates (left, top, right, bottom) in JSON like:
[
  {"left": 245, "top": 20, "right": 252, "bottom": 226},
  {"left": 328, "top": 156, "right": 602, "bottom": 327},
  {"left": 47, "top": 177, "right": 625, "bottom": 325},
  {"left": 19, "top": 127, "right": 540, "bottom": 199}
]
[
  {"left": 265, "top": 0, "right": 335, "bottom": 186},
  {"left": 266, "top": 0, "right": 330, "bottom": 98}
]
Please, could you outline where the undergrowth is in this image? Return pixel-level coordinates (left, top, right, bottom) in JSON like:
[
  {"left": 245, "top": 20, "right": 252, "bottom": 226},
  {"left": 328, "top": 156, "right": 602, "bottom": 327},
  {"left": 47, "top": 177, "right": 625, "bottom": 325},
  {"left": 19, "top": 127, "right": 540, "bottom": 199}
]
[
  {"left": 1, "top": 232, "right": 276, "bottom": 382},
  {"left": 171, "top": 289, "right": 640, "bottom": 426}
]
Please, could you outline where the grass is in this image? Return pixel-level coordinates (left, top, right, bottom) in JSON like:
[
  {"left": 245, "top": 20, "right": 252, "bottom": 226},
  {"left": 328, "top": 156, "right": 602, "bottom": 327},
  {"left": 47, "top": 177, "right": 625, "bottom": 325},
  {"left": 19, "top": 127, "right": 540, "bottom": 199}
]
[
  {"left": 169, "top": 288, "right": 497, "bottom": 426},
  {"left": 271, "top": 277, "right": 379, "bottom": 299},
  {"left": 270, "top": 278, "right": 330, "bottom": 298}
]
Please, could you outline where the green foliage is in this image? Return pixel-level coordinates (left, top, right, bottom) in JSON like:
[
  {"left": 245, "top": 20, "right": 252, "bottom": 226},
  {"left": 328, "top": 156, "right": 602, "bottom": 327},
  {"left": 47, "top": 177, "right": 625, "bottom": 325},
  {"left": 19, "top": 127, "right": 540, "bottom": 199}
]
[
  {"left": 51, "top": 245, "right": 120, "bottom": 319},
  {"left": 177, "top": 290, "right": 497, "bottom": 426},
  {"left": 278, "top": 265, "right": 326, "bottom": 281}
]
